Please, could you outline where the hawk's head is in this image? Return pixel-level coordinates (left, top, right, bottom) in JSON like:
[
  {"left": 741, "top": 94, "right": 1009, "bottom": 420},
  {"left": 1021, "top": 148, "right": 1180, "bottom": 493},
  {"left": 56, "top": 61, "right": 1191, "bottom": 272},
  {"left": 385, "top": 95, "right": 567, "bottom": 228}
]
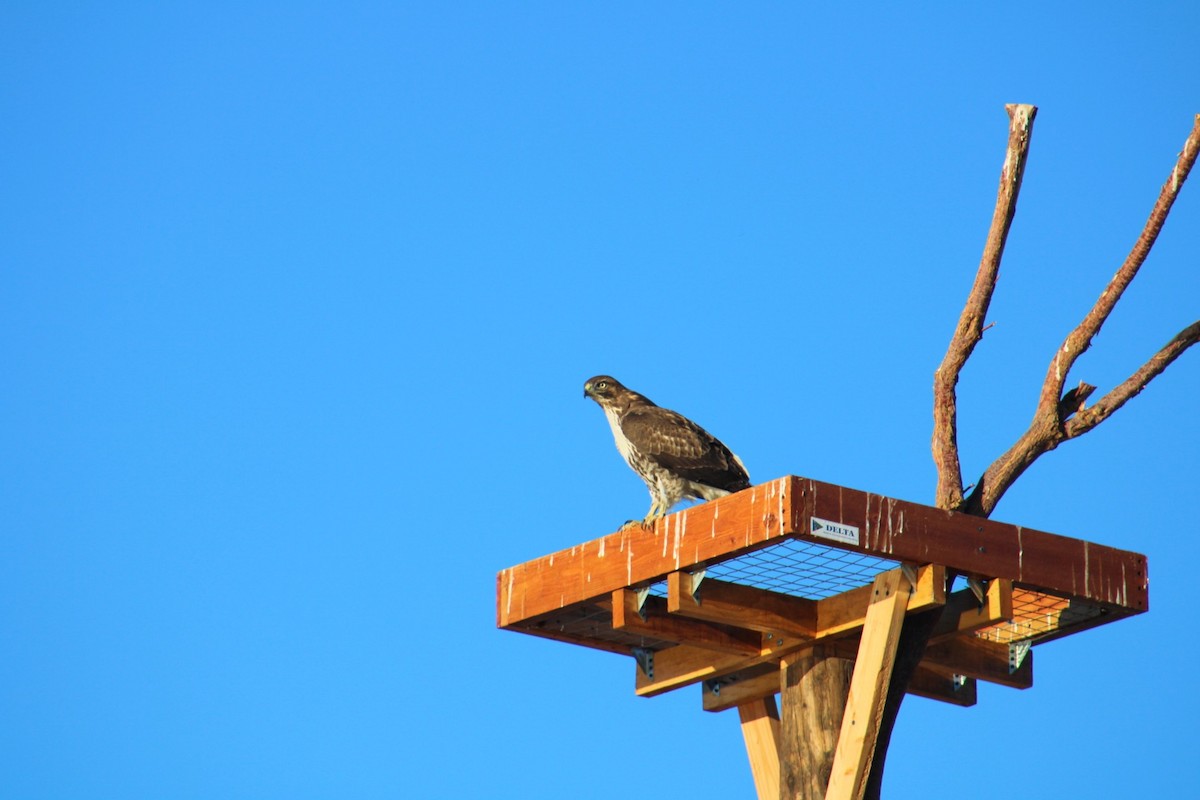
[
  {"left": 583, "top": 375, "right": 623, "bottom": 405},
  {"left": 584, "top": 375, "right": 645, "bottom": 413}
]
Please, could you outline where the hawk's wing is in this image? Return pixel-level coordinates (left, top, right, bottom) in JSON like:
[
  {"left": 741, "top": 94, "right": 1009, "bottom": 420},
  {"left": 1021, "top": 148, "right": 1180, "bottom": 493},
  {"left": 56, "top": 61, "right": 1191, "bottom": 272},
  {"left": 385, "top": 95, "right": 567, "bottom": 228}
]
[{"left": 620, "top": 406, "right": 749, "bottom": 492}]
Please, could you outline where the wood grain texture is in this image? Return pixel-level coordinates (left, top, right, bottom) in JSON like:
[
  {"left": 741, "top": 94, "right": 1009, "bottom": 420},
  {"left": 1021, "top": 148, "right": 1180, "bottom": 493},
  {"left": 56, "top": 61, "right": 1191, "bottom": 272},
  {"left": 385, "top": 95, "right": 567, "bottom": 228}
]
[
  {"left": 929, "top": 579, "right": 1012, "bottom": 642},
  {"left": 497, "top": 475, "right": 1148, "bottom": 633},
  {"left": 498, "top": 477, "right": 794, "bottom": 627},
  {"left": 608, "top": 590, "right": 761, "bottom": 655},
  {"left": 787, "top": 476, "right": 1147, "bottom": 612},
  {"left": 780, "top": 647, "right": 854, "bottom": 800},
  {"left": 825, "top": 571, "right": 911, "bottom": 800},
  {"left": 738, "top": 697, "right": 781, "bottom": 800},
  {"left": 701, "top": 661, "right": 977, "bottom": 713},
  {"left": 668, "top": 571, "right": 816, "bottom": 638}
]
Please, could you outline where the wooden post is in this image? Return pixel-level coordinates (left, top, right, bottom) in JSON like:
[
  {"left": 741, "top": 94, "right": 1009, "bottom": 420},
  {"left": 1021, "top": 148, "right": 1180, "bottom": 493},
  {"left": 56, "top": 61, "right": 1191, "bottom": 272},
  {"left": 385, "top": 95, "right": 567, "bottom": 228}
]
[
  {"left": 779, "top": 646, "right": 854, "bottom": 799},
  {"left": 738, "top": 697, "right": 781, "bottom": 800}
]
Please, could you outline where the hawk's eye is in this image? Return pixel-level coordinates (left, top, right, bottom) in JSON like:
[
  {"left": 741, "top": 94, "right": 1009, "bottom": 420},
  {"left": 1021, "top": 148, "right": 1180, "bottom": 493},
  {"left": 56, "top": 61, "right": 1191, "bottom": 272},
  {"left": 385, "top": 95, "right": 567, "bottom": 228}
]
[{"left": 597, "top": 381, "right": 608, "bottom": 390}]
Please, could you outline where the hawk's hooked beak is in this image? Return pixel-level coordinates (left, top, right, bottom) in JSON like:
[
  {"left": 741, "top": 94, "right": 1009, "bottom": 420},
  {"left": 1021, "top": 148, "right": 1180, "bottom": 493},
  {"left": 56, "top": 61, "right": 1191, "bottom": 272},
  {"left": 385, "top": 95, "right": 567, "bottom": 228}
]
[{"left": 583, "top": 382, "right": 594, "bottom": 399}]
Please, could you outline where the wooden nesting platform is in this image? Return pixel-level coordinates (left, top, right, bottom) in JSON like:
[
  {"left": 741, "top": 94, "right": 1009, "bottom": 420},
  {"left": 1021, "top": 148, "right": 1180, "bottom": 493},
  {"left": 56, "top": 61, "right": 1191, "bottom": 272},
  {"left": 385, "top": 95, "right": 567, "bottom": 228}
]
[{"left": 496, "top": 475, "right": 1148, "bottom": 709}]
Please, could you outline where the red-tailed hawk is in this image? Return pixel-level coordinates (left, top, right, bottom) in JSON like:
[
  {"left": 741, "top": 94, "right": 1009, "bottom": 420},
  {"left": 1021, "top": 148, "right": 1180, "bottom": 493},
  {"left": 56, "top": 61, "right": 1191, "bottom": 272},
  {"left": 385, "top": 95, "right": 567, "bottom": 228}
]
[{"left": 583, "top": 376, "right": 750, "bottom": 527}]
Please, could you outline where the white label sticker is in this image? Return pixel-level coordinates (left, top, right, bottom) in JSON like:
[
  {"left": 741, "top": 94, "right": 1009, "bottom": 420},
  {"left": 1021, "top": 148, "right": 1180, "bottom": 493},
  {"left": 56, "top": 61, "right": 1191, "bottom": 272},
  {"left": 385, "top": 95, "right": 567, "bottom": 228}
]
[{"left": 810, "top": 516, "right": 860, "bottom": 546}]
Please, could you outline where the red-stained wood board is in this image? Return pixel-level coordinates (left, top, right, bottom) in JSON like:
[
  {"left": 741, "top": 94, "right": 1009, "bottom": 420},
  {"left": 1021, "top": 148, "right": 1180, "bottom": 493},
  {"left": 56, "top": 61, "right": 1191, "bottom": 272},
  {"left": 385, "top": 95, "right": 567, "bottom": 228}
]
[{"left": 496, "top": 475, "right": 1148, "bottom": 706}]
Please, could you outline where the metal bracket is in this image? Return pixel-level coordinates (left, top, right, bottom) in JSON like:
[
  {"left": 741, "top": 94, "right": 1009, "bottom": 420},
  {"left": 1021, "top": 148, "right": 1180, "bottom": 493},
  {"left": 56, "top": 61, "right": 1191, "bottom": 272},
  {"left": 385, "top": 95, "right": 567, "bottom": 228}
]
[
  {"left": 634, "top": 586, "right": 651, "bottom": 621},
  {"left": 703, "top": 675, "right": 740, "bottom": 698},
  {"left": 967, "top": 576, "right": 987, "bottom": 605},
  {"left": 1008, "top": 640, "right": 1032, "bottom": 673},
  {"left": 632, "top": 647, "right": 654, "bottom": 680},
  {"left": 690, "top": 568, "right": 706, "bottom": 600},
  {"left": 951, "top": 673, "right": 968, "bottom": 691},
  {"left": 900, "top": 563, "right": 919, "bottom": 592}
]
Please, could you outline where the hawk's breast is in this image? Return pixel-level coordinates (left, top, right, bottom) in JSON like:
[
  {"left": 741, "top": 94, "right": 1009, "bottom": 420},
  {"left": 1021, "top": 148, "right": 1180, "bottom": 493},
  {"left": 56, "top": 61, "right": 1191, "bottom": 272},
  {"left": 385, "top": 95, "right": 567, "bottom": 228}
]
[{"left": 603, "top": 406, "right": 638, "bottom": 467}]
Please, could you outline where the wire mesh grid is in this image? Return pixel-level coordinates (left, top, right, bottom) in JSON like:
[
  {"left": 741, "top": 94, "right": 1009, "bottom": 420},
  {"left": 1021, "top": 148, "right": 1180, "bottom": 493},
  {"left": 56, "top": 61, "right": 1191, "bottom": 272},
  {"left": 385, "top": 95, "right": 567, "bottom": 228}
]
[
  {"left": 634, "top": 537, "right": 1112, "bottom": 647},
  {"left": 647, "top": 537, "right": 900, "bottom": 600}
]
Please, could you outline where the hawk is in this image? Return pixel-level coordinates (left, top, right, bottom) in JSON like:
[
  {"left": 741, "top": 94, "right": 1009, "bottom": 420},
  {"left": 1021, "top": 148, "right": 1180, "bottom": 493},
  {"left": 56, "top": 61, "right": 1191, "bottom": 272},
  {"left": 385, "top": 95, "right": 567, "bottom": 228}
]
[{"left": 583, "top": 376, "right": 750, "bottom": 527}]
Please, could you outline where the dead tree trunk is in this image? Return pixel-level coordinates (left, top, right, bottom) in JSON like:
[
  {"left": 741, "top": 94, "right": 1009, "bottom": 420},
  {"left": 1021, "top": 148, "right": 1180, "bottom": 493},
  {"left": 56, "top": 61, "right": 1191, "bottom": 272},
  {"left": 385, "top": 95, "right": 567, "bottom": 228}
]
[{"left": 778, "top": 106, "right": 1200, "bottom": 800}]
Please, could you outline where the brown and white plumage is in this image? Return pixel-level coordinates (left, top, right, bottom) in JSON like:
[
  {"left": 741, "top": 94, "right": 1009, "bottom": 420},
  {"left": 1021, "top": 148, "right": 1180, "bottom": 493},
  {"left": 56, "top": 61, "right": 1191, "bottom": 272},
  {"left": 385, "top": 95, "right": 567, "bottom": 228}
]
[{"left": 583, "top": 376, "right": 750, "bottom": 526}]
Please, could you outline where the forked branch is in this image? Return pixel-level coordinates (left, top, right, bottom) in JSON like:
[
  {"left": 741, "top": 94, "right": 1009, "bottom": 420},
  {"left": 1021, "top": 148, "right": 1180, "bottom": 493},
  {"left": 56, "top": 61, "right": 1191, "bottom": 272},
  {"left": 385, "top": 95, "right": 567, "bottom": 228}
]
[
  {"left": 941, "top": 112, "right": 1200, "bottom": 518},
  {"left": 1036, "top": 114, "right": 1200, "bottom": 421},
  {"left": 870, "top": 109, "right": 1200, "bottom": 800},
  {"left": 1064, "top": 320, "right": 1200, "bottom": 438}
]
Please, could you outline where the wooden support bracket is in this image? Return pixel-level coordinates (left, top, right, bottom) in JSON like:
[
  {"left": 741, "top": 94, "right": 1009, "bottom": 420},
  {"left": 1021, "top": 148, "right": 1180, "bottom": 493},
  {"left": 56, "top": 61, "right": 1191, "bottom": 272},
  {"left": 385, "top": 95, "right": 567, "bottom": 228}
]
[
  {"left": 609, "top": 589, "right": 762, "bottom": 655},
  {"left": 924, "top": 635, "right": 1033, "bottom": 689},
  {"left": 636, "top": 640, "right": 790, "bottom": 697},
  {"left": 738, "top": 697, "right": 781, "bottom": 800},
  {"left": 825, "top": 569, "right": 911, "bottom": 800},
  {"left": 702, "top": 660, "right": 978, "bottom": 712},
  {"left": 666, "top": 565, "right": 944, "bottom": 643},
  {"left": 931, "top": 578, "right": 1013, "bottom": 642},
  {"left": 668, "top": 571, "right": 817, "bottom": 638},
  {"left": 816, "top": 565, "right": 944, "bottom": 639},
  {"left": 637, "top": 566, "right": 945, "bottom": 697}
]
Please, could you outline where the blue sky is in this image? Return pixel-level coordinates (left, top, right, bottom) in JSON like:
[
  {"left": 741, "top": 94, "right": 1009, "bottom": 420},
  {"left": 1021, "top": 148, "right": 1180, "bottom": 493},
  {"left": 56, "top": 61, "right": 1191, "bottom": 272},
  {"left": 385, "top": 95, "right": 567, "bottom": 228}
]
[{"left": 2, "top": 4, "right": 1197, "bottom": 798}]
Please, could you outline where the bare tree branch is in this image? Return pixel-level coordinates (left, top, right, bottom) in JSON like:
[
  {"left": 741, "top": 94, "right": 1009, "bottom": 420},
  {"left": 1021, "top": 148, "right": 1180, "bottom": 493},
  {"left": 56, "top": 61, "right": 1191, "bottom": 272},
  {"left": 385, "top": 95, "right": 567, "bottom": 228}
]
[
  {"left": 862, "top": 111, "right": 1200, "bottom": 800},
  {"left": 1065, "top": 320, "right": 1200, "bottom": 438},
  {"left": 963, "top": 114, "right": 1200, "bottom": 517},
  {"left": 1037, "top": 113, "right": 1200, "bottom": 418},
  {"left": 881, "top": 107, "right": 1043, "bottom": 799},
  {"left": 932, "top": 104, "right": 1038, "bottom": 510}
]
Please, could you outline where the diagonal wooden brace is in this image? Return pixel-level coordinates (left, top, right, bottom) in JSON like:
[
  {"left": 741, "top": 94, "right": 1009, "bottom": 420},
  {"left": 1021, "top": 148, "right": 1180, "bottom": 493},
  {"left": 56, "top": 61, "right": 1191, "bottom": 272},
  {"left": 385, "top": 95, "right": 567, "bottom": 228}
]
[
  {"left": 738, "top": 697, "right": 781, "bottom": 800},
  {"left": 824, "top": 569, "right": 911, "bottom": 800}
]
